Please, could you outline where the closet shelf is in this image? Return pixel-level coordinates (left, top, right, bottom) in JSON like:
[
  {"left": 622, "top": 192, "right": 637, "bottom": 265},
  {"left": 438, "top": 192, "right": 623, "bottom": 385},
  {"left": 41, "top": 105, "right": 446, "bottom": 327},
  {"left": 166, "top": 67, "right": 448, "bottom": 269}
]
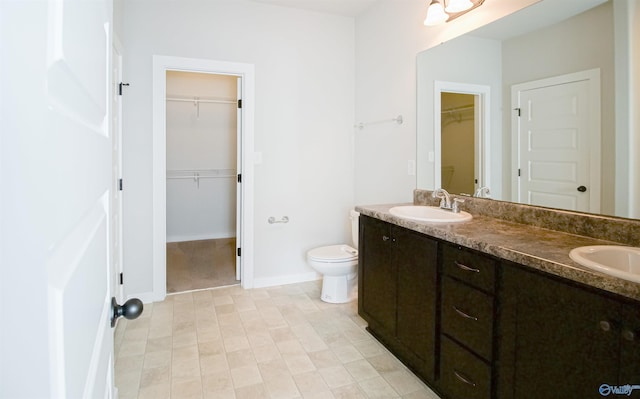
[
  {"left": 166, "top": 96, "right": 237, "bottom": 105},
  {"left": 167, "top": 169, "right": 237, "bottom": 179},
  {"left": 167, "top": 169, "right": 236, "bottom": 188}
]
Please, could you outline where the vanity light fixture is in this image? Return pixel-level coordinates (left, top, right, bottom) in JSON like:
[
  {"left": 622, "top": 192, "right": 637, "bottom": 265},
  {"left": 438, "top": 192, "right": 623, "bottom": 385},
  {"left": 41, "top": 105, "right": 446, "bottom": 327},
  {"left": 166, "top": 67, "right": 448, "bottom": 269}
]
[{"left": 424, "top": 0, "right": 485, "bottom": 26}]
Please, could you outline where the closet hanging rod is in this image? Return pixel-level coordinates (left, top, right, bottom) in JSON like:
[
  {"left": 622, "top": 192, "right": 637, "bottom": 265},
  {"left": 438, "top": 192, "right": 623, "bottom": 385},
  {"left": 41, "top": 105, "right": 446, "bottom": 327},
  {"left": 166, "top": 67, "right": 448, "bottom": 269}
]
[
  {"left": 354, "top": 115, "right": 403, "bottom": 130},
  {"left": 166, "top": 169, "right": 236, "bottom": 178},
  {"left": 441, "top": 104, "right": 474, "bottom": 114},
  {"left": 166, "top": 97, "right": 237, "bottom": 105}
]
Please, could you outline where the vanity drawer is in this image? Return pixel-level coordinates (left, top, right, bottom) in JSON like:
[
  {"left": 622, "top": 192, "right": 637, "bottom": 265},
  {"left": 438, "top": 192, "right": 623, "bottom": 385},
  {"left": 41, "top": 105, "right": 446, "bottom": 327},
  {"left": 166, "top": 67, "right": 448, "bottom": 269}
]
[
  {"left": 441, "top": 276, "right": 494, "bottom": 360},
  {"left": 440, "top": 335, "right": 491, "bottom": 399},
  {"left": 442, "top": 243, "right": 497, "bottom": 293}
]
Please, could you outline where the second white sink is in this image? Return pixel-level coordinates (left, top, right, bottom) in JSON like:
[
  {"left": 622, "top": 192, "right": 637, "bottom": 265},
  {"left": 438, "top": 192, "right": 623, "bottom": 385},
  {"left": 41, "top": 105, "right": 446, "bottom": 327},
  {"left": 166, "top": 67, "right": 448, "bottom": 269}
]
[
  {"left": 389, "top": 205, "right": 472, "bottom": 223},
  {"left": 569, "top": 245, "right": 640, "bottom": 283}
]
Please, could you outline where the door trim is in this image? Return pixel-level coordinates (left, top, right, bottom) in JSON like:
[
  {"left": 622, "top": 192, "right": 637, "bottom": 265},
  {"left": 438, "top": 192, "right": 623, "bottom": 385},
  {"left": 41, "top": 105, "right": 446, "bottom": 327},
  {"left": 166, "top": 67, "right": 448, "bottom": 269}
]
[
  {"left": 434, "top": 81, "right": 491, "bottom": 191},
  {"left": 152, "top": 56, "right": 255, "bottom": 301},
  {"left": 511, "top": 68, "right": 601, "bottom": 213}
]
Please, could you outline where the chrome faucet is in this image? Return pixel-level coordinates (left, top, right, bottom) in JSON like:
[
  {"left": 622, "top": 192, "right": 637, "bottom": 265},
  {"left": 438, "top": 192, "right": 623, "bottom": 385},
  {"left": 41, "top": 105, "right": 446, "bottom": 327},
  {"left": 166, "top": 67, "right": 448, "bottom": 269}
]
[
  {"left": 474, "top": 186, "right": 491, "bottom": 198},
  {"left": 432, "top": 188, "right": 452, "bottom": 209},
  {"left": 432, "top": 188, "right": 465, "bottom": 213}
]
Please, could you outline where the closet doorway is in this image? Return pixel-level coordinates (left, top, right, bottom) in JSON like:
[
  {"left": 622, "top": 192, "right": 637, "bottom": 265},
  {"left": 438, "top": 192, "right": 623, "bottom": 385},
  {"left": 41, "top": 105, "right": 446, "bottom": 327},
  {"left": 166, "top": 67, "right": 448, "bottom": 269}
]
[{"left": 165, "top": 71, "right": 241, "bottom": 293}]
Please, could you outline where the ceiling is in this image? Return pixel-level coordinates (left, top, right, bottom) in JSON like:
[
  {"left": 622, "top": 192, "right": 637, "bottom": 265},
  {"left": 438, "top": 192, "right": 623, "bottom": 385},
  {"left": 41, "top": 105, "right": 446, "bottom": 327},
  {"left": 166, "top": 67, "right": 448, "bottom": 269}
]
[{"left": 247, "top": 0, "right": 380, "bottom": 17}]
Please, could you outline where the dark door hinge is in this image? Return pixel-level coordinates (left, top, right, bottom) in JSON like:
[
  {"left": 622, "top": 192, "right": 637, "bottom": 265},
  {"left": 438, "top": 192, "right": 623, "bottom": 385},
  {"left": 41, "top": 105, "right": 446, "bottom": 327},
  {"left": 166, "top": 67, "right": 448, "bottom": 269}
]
[
  {"left": 237, "top": 99, "right": 242, "bottom": 109},
  {"left": 237, "top": 174, "right": 242, "bottom": 183},
  {"left": 119, "top": 82, "right": 130, "bottom": 96},
  {"left": 518, "top": 168, "right": 521, "bottom": 177},
  {"left": 119, "top": 273, "right": 124, "bottom": 285},
  {"left": 119, "top": 178, "right": 123, "bottom": 191},
  {"left": 237, "top": 248, "right": 241, "bottom": 257}
]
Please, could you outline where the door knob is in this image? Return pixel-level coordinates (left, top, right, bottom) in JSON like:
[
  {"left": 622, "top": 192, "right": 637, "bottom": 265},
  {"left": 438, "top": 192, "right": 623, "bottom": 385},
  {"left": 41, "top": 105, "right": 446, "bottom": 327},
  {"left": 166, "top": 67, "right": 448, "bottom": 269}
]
[
  {"left": 111, "top": 297, "right": 143, "bottom": 327},
  {"left": 577, "top": 185, "right": 587, "bottom": 192}
]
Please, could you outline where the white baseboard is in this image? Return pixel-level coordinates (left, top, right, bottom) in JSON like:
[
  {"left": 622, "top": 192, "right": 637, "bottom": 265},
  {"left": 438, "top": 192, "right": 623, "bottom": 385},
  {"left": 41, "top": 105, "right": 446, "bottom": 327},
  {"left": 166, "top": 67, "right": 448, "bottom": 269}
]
[
  {"left": 252, "top": 271, "right": 321, "bottom": 289},
  {"left": 166, "top": 233, "right": 235, "bottom": 243},
  {"left": 127, "top": 291, "right": 157, "bottom": 304}
]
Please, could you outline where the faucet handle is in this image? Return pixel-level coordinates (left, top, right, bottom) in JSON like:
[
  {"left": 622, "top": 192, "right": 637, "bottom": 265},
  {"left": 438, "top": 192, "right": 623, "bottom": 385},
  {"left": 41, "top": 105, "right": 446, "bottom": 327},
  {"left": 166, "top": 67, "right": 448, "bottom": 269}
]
[{"left": 452, "top": 198, "right": 465, "bottom": 213}]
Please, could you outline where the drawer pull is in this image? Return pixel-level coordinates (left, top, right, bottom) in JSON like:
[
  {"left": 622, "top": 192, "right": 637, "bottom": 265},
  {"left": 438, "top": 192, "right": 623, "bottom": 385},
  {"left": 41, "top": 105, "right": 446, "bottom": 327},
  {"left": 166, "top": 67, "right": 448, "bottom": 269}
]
[
  {"left": 455, "top": 261, "right": 480, "bottom": 273},
  {"left": 453, "top": 369, "right": 477, "bottom": 387},
  {"left": 453, "top": 305, "right": 479, "bottom": 321}
]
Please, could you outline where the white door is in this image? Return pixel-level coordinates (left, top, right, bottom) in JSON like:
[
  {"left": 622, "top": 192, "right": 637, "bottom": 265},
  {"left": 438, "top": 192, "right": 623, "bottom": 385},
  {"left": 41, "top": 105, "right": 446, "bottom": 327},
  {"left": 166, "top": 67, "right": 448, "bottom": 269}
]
[
  {"left": 1, "top": 1, "right": 117, "bottom": 398},
  {"left": 512, "top": 70, "right": 601, "bottom": 212}
]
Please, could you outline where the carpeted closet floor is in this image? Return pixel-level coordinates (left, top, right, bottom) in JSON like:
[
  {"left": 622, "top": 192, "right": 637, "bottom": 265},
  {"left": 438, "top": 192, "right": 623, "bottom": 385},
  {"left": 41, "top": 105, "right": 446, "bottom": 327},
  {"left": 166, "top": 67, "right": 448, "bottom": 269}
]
[{"left": 166, "top": 238, "right": 239, "bottom": 293}]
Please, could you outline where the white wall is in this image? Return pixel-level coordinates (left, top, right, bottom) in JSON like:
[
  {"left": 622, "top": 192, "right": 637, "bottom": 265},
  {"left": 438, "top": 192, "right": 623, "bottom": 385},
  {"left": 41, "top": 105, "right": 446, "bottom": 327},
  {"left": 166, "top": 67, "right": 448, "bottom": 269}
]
[
  {"left": 354, "top": 0, "right": 539, "bottom": 205},
  {"left": 121, "top": 0, "right": 355, "bottom": 296}
]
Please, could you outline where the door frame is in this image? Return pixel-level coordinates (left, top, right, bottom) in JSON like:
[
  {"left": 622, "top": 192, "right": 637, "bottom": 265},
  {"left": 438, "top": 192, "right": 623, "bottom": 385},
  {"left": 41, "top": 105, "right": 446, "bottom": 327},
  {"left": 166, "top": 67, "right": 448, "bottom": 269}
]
[
  {"left": 112, "top": 36, "right": 125, "bottom": 304},
  {"left": 510, "top": 69, "right": 601, "bottom": 213},
  {"left": 152, "top": 56, "right": 255, "bottom": 301},
  {"left": 434, "top": 81, "right": 491, "bottom": 191}
]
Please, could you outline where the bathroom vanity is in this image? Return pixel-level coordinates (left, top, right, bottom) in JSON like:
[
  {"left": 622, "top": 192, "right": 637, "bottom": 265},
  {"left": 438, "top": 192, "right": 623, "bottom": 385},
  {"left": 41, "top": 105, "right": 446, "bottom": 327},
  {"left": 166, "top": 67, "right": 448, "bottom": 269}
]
[{"left": 356, "top": 190, "right": 640, "bottom": 399}]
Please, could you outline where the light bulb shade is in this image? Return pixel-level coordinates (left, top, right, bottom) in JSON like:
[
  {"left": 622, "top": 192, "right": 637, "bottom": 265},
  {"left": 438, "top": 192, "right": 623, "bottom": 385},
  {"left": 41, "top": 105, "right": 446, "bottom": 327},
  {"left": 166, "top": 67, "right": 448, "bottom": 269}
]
[
  {"left": 424, "top": 0, "right": 448, "bottom": 26},
  {"left": 445, "top": 0, "right": 473, "bottom": 13}
]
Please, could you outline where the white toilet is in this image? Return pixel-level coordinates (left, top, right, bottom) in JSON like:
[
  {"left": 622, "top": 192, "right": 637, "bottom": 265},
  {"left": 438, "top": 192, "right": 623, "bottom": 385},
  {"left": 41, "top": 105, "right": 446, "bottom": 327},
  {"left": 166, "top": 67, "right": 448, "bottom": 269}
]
[{"left": 307, "top": 210, "right": 360, "bottom": 303}]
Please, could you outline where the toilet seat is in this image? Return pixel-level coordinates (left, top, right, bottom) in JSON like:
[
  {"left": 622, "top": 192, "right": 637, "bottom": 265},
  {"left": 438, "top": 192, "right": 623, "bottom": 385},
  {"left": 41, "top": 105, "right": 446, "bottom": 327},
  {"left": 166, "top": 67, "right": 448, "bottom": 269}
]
[{"left": 307, "top": 245, "right": 358, "bottom": 263}]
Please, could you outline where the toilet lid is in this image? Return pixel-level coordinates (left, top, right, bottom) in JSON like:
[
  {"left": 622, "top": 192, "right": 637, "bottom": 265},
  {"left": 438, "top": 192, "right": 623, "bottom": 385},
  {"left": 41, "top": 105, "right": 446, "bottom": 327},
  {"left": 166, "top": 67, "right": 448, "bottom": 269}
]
[{"left": 308, "top": 245, "right": 358, "bottom": 262}]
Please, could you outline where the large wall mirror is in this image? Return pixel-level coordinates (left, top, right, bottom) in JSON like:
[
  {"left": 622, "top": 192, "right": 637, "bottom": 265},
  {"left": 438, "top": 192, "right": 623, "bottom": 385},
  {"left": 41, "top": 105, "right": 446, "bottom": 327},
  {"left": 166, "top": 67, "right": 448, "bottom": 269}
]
[{"left": 417, "top": 0, "right": 637, "bottom": 218}]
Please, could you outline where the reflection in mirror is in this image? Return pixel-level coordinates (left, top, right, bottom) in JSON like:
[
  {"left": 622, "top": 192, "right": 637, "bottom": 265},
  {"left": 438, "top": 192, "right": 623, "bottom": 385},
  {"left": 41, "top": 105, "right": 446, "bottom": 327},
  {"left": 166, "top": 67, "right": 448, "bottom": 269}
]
[
  {"left": 441, "top": 92, "right": 476, "bottom": 195},
  {"left": 416, "top": 0, "right": 636, "bottom": 218}
]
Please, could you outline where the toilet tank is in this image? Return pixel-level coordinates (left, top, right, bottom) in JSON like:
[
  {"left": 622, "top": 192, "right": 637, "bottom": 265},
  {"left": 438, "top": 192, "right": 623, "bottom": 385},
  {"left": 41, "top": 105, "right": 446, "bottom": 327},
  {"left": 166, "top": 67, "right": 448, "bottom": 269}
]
[{"left": 350, "top": 210, "right": 360, "bottom": 248}]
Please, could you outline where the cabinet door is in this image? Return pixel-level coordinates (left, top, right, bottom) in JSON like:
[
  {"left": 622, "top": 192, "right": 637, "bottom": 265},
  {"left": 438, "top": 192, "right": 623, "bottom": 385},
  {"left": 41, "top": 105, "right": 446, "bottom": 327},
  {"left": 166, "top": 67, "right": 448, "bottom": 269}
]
[
  {"left": 618, "top": 303, "right": 640, "bottom": 385},
  {"left": 359, "top": 216, "right": 397, "bottom": 335},
  {"left": 500, "top": 266, "right": 620, "bottom": 399},
  {"left": 395, "top": 226, "right": 437, "bottom": 378}
]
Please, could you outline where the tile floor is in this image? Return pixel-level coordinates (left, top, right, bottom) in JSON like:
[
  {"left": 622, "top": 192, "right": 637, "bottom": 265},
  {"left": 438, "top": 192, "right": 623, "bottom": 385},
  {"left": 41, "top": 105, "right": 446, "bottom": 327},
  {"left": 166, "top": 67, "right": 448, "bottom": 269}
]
[
  {"left": 114, "top": 280, "right": 441, "bottom": 399},
  {"left": 166, "top": 238, "right": 238, "bottom": 293}
]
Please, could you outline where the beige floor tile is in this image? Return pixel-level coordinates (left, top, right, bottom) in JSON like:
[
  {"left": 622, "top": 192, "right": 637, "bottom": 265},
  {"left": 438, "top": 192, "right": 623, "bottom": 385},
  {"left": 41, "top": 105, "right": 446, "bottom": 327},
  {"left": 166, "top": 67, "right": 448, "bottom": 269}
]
[
  {"left": 358, "top": 376, "right": 400, "bottom": 398},
  {"left": 114, "top": 280, "right": 442, "bottom": 399},
  {"left": 344, "top": 359, "right": 379, "bottom": 382},
  {"left": 200, "top": 353, "right": 230, "bottom": 376},
  {"left": 308, "top": 349, "right": 341, "bottom": 370},
  {"left": 331, "top": 383, "right": 367, "bottom": 399},
  {"left": 332, "top": 344, "right": 364, "bottom": 364},
  {"left": 252, "top": 343, "right": 282, "bottom": 364},
  {"left": 258, "top": 357, "right": 290, "bottom": 382},
  {"left": 235, "top": 383, "right": 268, "bottom": 399},
  {"left": 143, "top": 350, "right": 172, "bottom": 369},
  {"left": 319, "top": 365, "right": 355, "bottom": 389},
  {"left": 230, "top": 365, "right": 263, "bottom": 388},
  {"left": 282, "top": 353, "right": 316, "bottom": 375},
  {"left": 139, "top": 365, "right": 170, "bottom": 388},
  {"left": 171, "top": 376, "right": 203, "bottom": 399},
  {"left": 202, "top": 370, "right": 234, "bottom": 394},
  {"left": 382, "top": 369, "right": 428, "bottom": 396},
  {"left": 292, "top": 371, "right": 330, "bottom": 394},
  {"left": 137, "top": 382, "right": 170, "bottom": 399},
  {"left": 264, "top": 374, "right": 301, "bottom": 398}
]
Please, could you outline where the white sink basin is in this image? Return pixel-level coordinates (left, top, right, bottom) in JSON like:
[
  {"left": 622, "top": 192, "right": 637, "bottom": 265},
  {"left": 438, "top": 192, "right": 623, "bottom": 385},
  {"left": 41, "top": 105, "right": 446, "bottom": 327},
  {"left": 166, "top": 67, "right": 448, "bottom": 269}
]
[
  {"left": 569, "top": 245, "right": 640, "bottom": 283},
  {"left": 389, "top": 205, "right": 472, "bottom": 223}
]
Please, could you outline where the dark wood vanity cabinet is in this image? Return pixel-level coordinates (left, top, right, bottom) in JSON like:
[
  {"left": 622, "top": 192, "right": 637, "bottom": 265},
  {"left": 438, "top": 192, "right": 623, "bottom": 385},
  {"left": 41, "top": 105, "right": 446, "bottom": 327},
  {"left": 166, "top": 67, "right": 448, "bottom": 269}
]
[
  {"left": 498, "top": 263, "right": 640, "bottom": 399},
  {"left": 358, "top": 214, "right": 640, "bottom": 399},
  {"left": 439, "top": 243, "right": 499, "bottom": 399},
  {"left": 358, "top": 215, "right": 438, "bottom": 381}
]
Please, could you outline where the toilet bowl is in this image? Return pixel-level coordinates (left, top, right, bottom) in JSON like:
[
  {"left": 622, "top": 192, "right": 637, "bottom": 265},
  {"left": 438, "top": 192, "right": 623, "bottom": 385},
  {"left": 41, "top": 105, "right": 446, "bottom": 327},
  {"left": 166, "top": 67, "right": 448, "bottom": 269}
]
[{"left": 306, "top": 210, "right": 359, "bottom": 303}]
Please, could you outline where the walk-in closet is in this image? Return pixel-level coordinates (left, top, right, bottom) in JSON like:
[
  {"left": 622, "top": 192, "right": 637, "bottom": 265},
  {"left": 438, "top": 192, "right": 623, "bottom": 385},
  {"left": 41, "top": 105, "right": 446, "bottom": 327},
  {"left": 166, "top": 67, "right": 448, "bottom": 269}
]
[
  {"left": 441, "top": 92, "right": 476, "bottom": 195},
  {"left": 165, "top": 71, "right": 239, "bottom": 293}
]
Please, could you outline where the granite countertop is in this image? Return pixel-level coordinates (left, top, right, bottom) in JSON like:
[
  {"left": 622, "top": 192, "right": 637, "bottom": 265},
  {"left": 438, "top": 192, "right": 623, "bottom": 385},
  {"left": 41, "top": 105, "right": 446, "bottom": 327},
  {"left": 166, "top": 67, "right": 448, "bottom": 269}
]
[{"left": 356, "top": 203, "right": 640, "bottom": 302}]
